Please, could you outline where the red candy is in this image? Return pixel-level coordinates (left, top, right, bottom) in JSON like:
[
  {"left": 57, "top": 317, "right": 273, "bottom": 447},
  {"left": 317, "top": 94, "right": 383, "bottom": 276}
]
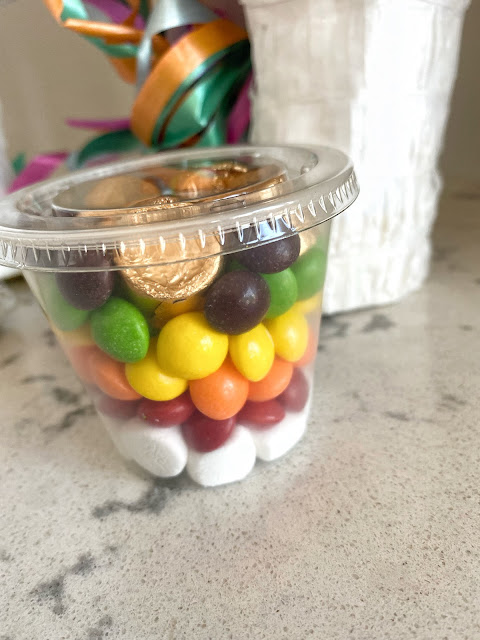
[
  {"left": 97, "top": 394, "right": 139, "bottom": 420},
  {"left": 238, "top": 399, "right": 285, "bottom": 429},
  {"left": 278, "top": 368, "right": 310, "bottom": 412},
  {"left": 137, "top": 392, "right": 195, "bottom": 427},
  {"left": 182, "top": 412, "right": 236, "bottom": 452}
]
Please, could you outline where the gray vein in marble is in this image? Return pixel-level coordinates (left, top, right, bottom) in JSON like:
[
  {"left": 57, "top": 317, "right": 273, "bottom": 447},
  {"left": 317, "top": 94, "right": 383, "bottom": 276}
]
[
  {"left": 362, "top": 313, "right": 396, "bottom": 333},
  {"left": 440, "top": 393, "right": 467, "bottom": 409},
  {"left": 319, "top": 315, "right": 350, "bottom": 339},
  {"left": 21, "top": 374, "right": 56, "bottom": 384},
  {"left": 31, "top": 554, "right": 95, "bottom": 616},
  {"left": 0, "top": 353, "right": 20, "bottom": 368},
  {"left": 92, "top": 478, "right": 189, "bottom": 520},
  {"left": 42, "top": 329, "right": 56, "bottom": 348},
  {"left": 51, "top": 386, "right": 82, "bottom": 405},
  {"left": 385, "top": 411, "right": 410, "bottom": 422},
  {"left": 85, "top": 615, "right": 113, "bottom": 640},
  {"left": 0, "top": 550, "right": 13, "bottom": 562},
  {"left": 50, "top": 405, "right": 95, "bottom": 432}
]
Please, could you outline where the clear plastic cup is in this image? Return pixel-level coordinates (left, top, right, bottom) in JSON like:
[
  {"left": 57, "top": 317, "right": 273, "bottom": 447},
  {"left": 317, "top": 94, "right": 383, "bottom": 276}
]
[{"left": 0, "top": 145, "right": 358, "bottom": 486}]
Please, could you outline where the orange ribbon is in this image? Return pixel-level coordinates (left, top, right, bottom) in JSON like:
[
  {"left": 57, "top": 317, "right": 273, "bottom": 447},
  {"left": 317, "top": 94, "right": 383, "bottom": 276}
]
[{"left": 131, "top": 18, "right": 249, "bottom": 145}]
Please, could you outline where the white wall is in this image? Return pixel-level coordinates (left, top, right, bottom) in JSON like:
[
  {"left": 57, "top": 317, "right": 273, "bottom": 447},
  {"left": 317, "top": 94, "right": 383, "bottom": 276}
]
[{"left": 0, "top": 0, "right": 132, "bottom": 158}]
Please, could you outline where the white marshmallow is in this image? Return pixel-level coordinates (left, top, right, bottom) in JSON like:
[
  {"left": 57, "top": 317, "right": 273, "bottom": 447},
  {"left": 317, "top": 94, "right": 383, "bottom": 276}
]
[
  {"left": 115, "top": 421, "right": 187, "bottom": 478},
  {"left": 243, "top": 401, "right": 311, "bottom": 462},
  {"left": 186, "top": 426, "right": 256, "bottom": 487}
]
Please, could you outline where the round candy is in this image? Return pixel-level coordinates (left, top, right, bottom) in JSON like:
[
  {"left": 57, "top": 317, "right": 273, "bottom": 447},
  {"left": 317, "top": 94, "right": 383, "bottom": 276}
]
[
  {"left": 279, "top": 368, "right": 310, "bottom": 412},
  {"left": 294, "top": 326, "right": 319, "bottom": 367},
  {"left": 229, "top": 324, "right": 275, "bottom": 382},
  {"left": 189, "top": 358, "right": 249, "bottom": 420},
  {"left": 156, "top": 311, "right": 228, "bottom": 380},
  {"left": 237, "top": 234, "right": 300, "bottom": 273},
  {"left": 182, "top": 412, "right": 236, "bottom": 452},
  {"left": 91, "top": 297, "right": 149, "bottom": 363},
  {"left": 56, "top": 257, "right": 115, "bottom": 311},
  {"left": 204, "top": 271, "right": 270, "bottom": 335},
  {"left": 125, "top": 341, "right": 187, "bottom": 401},
  {"left": 137, "top": 392, "right": 195, "bottom": 427},
  {"left": 265, "top": 309, "right": 309, "bottom": 362},
  {"left": 96, "top": 394, "right": 139, "bottom": 420},
  {"left": 238, "top": 399, "right": 285, "bottom": 429},
  {"left": 247, "top": 357, "right": 293, "bottom": 402},
  {"left": 89, "top": 350, "right": 141, "bottom": 401},
  {"left": 261, "top": 268, "right": 298, "bottom": 319},
  {"left": 292, "top": 292, "right": 322, "bottom": 316},
  {"left": 42, "top": 278, "right": 89, "bottom": 332},
  {"left": 291, "top": 247, "right": 327, "bottom": 300}
]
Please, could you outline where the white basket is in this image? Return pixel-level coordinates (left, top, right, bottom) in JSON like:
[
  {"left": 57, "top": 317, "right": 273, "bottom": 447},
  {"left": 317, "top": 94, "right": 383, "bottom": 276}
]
[{"left": 242, "top": 0, "right": 470, "bottom": 312}]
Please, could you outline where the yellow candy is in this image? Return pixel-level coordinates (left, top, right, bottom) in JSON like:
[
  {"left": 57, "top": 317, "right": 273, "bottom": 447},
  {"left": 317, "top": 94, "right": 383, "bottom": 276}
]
[
  {"left": 53, "top": 323, "right": 94, "bottom": 347},
  {"left": 265, "top": 309, "right": 309, "bottom": 362},
  {"left": 125, "top": 341, "right": 187, "bottom": 401},
  {"left": 292, "top": 292, "right": 323, "bottom": 316},
  {"left": 229, "top": 324, "right": 275, "bottom": 382},
  {"left": 156, "top": 311, "right": 228, "bottom": 380}
]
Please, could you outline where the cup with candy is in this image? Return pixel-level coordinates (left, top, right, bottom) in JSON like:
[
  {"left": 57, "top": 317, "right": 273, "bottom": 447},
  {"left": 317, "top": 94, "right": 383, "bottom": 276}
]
[{"left": 0, "top": 146, "right": 358, "bottom": 486}]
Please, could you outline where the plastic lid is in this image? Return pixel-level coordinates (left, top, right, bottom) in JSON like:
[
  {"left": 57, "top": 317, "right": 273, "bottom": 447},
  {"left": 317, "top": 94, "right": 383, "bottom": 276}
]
[{"left": 0, "top": 145, "right": 358, "bottom": 271}]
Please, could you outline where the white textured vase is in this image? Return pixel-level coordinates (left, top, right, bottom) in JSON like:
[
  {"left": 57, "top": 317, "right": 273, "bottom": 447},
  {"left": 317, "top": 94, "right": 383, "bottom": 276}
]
[{"left": 241, "top": 0, "right": 471, "bottom": 312}]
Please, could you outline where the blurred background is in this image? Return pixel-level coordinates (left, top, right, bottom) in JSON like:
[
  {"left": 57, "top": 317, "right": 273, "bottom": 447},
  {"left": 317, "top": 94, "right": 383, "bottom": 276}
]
[
  {"left": 0, "top": 0, "right": 478, "bottom": 304},
  {"left": 0, "top": 0, "right": 478, "bottom": 186}
]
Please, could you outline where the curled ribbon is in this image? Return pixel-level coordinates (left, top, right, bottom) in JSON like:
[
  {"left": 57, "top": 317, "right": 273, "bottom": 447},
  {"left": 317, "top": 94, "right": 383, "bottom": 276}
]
[{"left": 11, "top": 1, "right": 251, "bottom": 191}]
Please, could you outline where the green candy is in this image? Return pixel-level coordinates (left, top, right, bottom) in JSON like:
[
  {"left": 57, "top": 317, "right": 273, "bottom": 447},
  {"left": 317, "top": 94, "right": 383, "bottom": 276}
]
[
  {"left": 261, "top": 269, "right": 298, "bottom": 319},
  {"left": 42, "top": 277, "right": 89, "bottom": 331},
  {"left": 292, "top": 247, "right": 327, "bottom": 300},
  {"left": 91, "top": 297, "right": 149, "bottom": 363}
]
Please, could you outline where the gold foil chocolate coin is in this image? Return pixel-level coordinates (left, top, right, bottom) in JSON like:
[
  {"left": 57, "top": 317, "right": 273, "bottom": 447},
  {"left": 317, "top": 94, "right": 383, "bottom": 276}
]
[
  {"left": 83, "top": 175, "right": 160, "bottom": 210},
  {"left": 117, "top": 236, "right": 223, "bottom": 301}
]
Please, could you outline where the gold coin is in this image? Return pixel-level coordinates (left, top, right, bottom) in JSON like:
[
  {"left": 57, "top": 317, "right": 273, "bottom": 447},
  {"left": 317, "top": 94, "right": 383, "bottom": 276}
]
[
  {"left": 129, "top": 195, "right": 195, "bottom": 223},
  {"left": 83, "top": 175, "right": 160, "bottom": 211},
  {"left": 117, "top": 236, "right": 223, "bottom": 301},
  {"left": 169, "top": 162, "right": 285, "bottom": 200}
]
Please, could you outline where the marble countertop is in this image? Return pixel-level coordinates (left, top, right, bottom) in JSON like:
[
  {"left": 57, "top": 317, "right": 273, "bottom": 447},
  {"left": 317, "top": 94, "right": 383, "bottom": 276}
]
[{"left": 1, "top": 190, "right": 479, "bottom": 639}]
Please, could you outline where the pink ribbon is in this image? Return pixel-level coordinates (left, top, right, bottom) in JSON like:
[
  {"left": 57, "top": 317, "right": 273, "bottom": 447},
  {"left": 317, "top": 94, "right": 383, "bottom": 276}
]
[
  {"left": 66, "top": 117, "right": 130, "bottom": 131},
  {"left": 227, "top": 74, "right": 252, "bottom": 144},
  {"left": 8, "top": 152, "right": 69, "bottom": 193},
  {"left": 85, "top": 0, "right": 145, "bottom": 28}
]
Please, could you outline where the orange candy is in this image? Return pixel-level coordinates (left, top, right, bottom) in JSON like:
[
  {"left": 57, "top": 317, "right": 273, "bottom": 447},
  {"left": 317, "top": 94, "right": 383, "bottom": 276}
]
[
  {"left": 64, "top": 344, "right": 99, "bottom": 385},
  {"left": 294, "top": 326, "right": 319, "bottom": 367},
  {"left": 89, "top": 350, "right": 142, "bottom": 401},
  {"left": 189, "top": 358, "right": 249, "bottom": 420},
  {"left": 247, "top": 357, "right": 293, "bottom": 402}
]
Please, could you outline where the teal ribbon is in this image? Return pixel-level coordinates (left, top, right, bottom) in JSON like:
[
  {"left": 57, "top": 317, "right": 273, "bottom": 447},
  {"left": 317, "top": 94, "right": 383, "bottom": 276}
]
[
  {"left": 161, "top": 46, "right": 251, "bottom": 147},
  {"left": 73, "top": 129, "right": 146, "bottom": 168}
]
